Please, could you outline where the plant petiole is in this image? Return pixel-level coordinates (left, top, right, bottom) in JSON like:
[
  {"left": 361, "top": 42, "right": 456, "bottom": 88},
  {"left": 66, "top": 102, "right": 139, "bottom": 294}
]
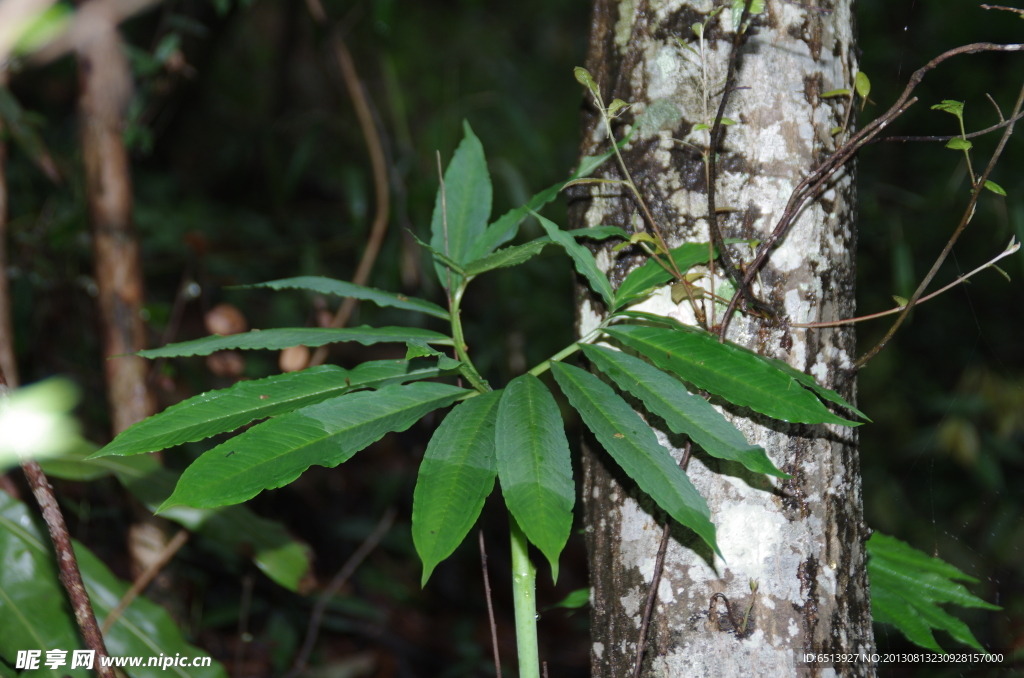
[{"left": 509, "top": 515, "right": 539, "bottom": 678}]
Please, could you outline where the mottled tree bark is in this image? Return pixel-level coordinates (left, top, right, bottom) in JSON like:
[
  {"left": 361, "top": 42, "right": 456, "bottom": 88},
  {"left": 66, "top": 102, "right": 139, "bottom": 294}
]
[
  {"left": 77, "top": 1, "right": 155, "bottom": 434},
  {"left": 570, "top": 1, "right": 874, "bottom": 676}
]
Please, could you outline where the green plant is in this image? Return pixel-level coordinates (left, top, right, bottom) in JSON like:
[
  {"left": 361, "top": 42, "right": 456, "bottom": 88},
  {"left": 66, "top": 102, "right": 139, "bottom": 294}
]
[{"left": 82, "top": 118, "right": 877, "bottom": 675}]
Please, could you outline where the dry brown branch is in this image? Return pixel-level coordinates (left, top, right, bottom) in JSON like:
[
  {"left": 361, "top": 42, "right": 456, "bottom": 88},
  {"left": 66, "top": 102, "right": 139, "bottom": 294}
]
[
  {"left": 791, "top": 239, "right": 1019, "bottom": 328},
  {"left": 284, "top": 507, "right": 397, "bottom": 678},
  {"left": 18, "top": 458, "right": 115, "bottom": 678},
  {"left": 306, "top": 0, "right": 391, "bottom": 368},
  {"left": 855, "top": 79, "right": 1024, "bottom": 368},
  {"left": 479, "top": 530, "right": 503, "bottom": 678},
  {"left": 718, "top": 41, "right": 1024, "bottom": 338},
  {"left": 101, "top": 529, "right": 189, "bottom": 634}
]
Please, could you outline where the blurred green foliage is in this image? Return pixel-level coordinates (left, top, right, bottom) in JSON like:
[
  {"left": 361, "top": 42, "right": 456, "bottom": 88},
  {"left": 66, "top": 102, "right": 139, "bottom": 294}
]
[{"left": 0, "top": 0, "right": 1021, "bottom": 675}]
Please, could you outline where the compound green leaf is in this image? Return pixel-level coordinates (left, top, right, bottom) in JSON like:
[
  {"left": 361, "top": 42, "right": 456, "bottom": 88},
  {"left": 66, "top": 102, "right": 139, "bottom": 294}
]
[
  {"left": 759, "top": 356, "right": 869, "bottom": 421},
  {"left": 430, "top": 121, "right": 492, "bottom": 287},
  {"left": 931, "top": 99, "right": 964, "bottom": 118},
  {"left": 581, "top": 345, "right": 786, "bottom": 477},
  {"left": 468, "top": 146, "right": 622, "bottom": 260},
  {"left": 870, "top": 555, "right": 999, "bottom": 610},
  {"left": 404, "top": 341, "right": 461, "bottom": 371},
  {"left": 463, "top": 240, "right": 550, "bottom": 277},
  {"left": 495, "top": 375, "right": 574, "bottom": 581},
  {"left": 412, "top": 233, "right": 468, "bottom": 277},
  {"left": 604, "top": 324, "right": 855, "bottom": 426},
  {"left": 413, "top": 391, "right": 502, "bottom": 586},
  {"left": 93, "top": 361, "right": 448, "bottom": 458},
  {"left": 243, "top": 277, "right": 450, "bottom": 320},
  {"left": 41, "top": 451, "right": 313, "bottom": 593},
  {"left": 868, "top": 532, "right": 998, "bottom": 653},
  {"left": 614, "top": 243, "right": 716, "bottom": 309},
  {"left": 566, "top": 225, "right": 630, "bottom": 241},
  {"left": 871, "top": 585, "right": 942, "bottom": 653},
  {"left": 160, "top": 382, "right": 470, "bottom": 510},
  {"left": 138, "top": 326, "right": 453, "bottom": 359},
  {"left": 550, "top": 362, "right": 718, "bottom": 556},
  {"left": 867, "top": 533, "right": 975, "bottom": 581},
  {"left": 464, "top": 226, "right": 633, "bottom": 278},
  {"left": 534, "top": 212, "right": 614, "bottom": 308}
]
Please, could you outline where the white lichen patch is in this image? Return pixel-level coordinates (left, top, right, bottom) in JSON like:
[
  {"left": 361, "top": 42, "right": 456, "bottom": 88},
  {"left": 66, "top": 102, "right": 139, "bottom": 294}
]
[
  {"left": 620, "top": 589, "right": 642, "bottom": 619},
  {"left": 578, "top": 298, "right": 602, "bottom": 336},
  {"left": 614, "top": 0, "right": 636, "bottom": 49},
  {"left": 784, "top": 287, "right": 812, "bottom": 325},
  {"left": 648, "top": 44, "right": 683, "bottom": 100}
]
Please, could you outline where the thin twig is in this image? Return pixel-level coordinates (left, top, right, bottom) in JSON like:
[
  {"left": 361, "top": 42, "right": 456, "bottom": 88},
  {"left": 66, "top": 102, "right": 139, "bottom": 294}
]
[
  {"left": 21, "top": 459, "right": 116, "bottom": 678},
  {"left": 633, "top": 442, "right": 691, "bottom": 678},
  {"left": 718, "top": 42, "right": 1024, "bottom": 339},
  {"left": 306, "top": 0, "right": 391, "bottom": 368},
  {"left": 284, "top": 507, "right": 397, "bottom": 678},
  {"left": 791, "top": 239, "right": 1019, "bottom": 328},
  {"left": 985, "top": 92, "right": 1005, "bottom": 123},
  {"left": 479, "top": 530, "right": 503, "bottom": 678},
  {"left": 708, "top": 592, "right": 740, "bottom": 630},
  {"left": 981, "top": 4, "right": 1024, "bottom": 15},
  {"left": 877, "top": 108, "right": 1024, "bottom": 143},
  {"left": 855, "top": 79, "right": 1024, "bottom": 369},
  {"left": 707, "top": 0, "right": 758, "bottom": 335},
  {"left": 102, "top": 529, "right": 189, "bottom": 634}
]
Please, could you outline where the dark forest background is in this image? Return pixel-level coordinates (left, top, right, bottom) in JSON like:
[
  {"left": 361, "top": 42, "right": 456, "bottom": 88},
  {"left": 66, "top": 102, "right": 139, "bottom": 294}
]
[{"left": 2, "top": 0, "right": 1023, "bottom": 676}]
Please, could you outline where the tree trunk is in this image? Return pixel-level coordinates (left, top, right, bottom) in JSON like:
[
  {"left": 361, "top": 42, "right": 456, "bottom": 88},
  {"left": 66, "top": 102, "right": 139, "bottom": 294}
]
[
  {"left": 77, "top": 5, "right": 155, "bottom": 435},
  {"left": 570, "top": 1, "right": 875, "bottom": 676},
  {"left": 0, "top": 69, "right": 18, "bottom": 389}
]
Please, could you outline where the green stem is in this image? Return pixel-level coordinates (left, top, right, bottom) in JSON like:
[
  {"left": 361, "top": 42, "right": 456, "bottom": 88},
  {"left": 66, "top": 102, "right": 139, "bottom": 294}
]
[
  {"left": 509, "top": 514, "right": 539, "bottom": 678},
  {"left": 527, "top": 327, "right": 603, "bottom": 377},
  {"left": 449, "top": 281, "right": 490, "bottom": 392},
  {"left": 959, "top": 116, "right": 976, "bottom": 184},
  {"left": 593, "top": 97, "right": 679, "bottom": 279}
]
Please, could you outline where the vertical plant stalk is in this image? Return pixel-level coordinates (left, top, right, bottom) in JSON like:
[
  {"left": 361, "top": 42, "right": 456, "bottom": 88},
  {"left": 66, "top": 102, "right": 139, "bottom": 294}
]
[
  {"left": 0, "top": 68, "right": 19, "bottom": 388},
  {"left": 77, "top": 4, "right": 154, "bottom": 434},
  {"left": 305, "top": 0, "right": 391, "bottom": 367},
  {"left": 509, "top": 515, "right": 539, "bottom": 678}
]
